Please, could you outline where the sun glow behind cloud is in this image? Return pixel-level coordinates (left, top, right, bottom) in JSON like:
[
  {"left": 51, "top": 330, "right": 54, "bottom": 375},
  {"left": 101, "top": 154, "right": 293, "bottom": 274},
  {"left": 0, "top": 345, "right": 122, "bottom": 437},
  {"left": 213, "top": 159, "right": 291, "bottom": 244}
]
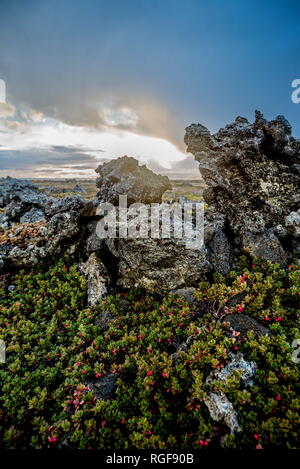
[{"left": 0, "top": 100, "right": 196, "bottom": 178}]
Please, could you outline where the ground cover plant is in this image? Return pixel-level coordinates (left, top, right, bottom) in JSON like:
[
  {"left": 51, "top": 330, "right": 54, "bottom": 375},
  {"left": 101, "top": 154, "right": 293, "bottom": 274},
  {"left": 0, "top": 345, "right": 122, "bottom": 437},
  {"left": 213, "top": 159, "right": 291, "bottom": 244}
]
[{"left": 0, "top": 258, "right": 299, "bottom": 449}]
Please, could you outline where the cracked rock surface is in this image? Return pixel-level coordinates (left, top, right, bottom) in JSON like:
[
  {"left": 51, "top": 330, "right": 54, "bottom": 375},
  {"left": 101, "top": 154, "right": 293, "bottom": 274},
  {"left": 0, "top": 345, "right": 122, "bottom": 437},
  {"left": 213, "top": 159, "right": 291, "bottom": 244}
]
[{"left": 185, "top": 112, "right": 300, "bottom": 265}]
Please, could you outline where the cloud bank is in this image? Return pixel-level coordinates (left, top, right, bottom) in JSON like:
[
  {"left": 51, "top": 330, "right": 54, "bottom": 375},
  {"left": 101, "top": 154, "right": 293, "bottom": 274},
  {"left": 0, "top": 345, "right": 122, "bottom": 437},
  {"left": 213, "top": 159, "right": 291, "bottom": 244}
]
[{"left": 0, "top": 98, "right": 199, "bottom": 179}]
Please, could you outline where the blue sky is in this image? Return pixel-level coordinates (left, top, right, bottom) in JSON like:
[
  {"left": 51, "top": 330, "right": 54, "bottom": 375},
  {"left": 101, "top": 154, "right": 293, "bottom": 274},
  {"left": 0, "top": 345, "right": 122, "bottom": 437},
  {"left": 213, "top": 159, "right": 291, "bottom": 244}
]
[{"left": 0, "top": 0, "right": 299, "bottom": 177}]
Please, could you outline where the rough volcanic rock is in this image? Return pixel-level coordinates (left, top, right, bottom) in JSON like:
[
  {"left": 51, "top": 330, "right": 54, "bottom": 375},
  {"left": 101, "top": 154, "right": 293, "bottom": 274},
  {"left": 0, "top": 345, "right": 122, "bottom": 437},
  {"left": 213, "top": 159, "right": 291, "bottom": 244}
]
[
  {"left": 95, "top": 155, "right": 172, "bottom": 205},
  {"left": 79, "top": 252, "right": 111, "bottom": 306},
  {"left": 7, "top": 244, "right": 47, "bottom": 268},
  {"left": 204, "top": 392, "right": 241, "bottom": 434},
  {"left": 0, "top": 194, "right": 95, "bottom": 272},
  {"left": 285, "top": 209, "right": 300, "bottom": 239},
  {"left": 0, "top": 177, "right": 44, "bottom": 208},
  {"left": 185, "top": 112, "right": 300, "bottom": 265},
  {"left": 204, "top": 352, "right": 257, "bottom": 433},
  {"left": 207, "top": 227, "right": 234, "bottom": 275},
  {"left": 87, "top": 374, "right": 116, "bottom": 401},
  {"left": 223, "top": 313, "right": 270, "bottom": 339},
  {"left": 206, "top": 352, "right": 257, "bottom": 387},
  {"left": 20, "top": 208, "right": 46, "bottom": 224},
  {"left": 106, "top": 236, "right": 211, "bottom": 291},
  {"left": 85, "top": 221, "right": 104, "bottom": 252},
  {"left": 0, "top": 177, "right": 48, "bottom": 224},
  {"left": 44, "top": 196, "right": 88, "bottom": 218}
]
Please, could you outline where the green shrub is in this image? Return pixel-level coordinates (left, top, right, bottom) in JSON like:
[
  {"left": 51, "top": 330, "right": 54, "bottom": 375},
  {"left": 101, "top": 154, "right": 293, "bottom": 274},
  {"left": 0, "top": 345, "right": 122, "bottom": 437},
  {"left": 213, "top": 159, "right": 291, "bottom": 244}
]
[{"left": 0, "top": 258, "right": 299, "bottom": 448}]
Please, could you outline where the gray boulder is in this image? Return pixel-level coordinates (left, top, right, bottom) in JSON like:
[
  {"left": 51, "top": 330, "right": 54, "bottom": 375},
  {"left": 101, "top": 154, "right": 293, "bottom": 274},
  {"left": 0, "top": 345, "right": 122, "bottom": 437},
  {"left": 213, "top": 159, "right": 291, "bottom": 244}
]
[
  {"left": 0, "top": 177, "right": 44, "bottom": 208},
  {"left": 204, "top": 352, "right": 257, "bottom": 433},
  {"left": 79, "top": 253, "right": 111, "bottom": 305},
  {"left": 224, "top": 313, "right": 270, "bottom": 339},
  {"left": 95, "top": 155, "right": 171, "bottom": 205},
  {"left": 20, "top": 208, "right": 45, "bottom": 224},
  {"left": 87, "top": 374, "right": 116, "bottom": 401},
  {"left": 106, "top": 236, "right": 211, "bottom": 291}
]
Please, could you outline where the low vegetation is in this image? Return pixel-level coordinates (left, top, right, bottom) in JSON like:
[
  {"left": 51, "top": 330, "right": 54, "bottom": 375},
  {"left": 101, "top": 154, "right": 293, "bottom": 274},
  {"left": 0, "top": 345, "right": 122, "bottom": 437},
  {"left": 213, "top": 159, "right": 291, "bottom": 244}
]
[
  {"left": 0, "top": 258, "right": 299, "bottom": 449},
  {"left": 0, "top": 221, "right": 46, "bottom": 248}
]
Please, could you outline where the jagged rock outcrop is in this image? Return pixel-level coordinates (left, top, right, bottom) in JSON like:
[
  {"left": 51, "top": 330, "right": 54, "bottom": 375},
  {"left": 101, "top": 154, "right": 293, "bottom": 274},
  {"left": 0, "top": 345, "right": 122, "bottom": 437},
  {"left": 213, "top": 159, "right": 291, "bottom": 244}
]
[
  {"left": 95, "top": 155, "right": 172, "bottom": 205},
  {"left": 19, "top": 208, "right": 46, "bottom": 224},
  {"left": 185, "top": 112, "right": 300, "bottom": 265},
  {"left": 87, "top": 374, "right": 117, "bottom": 401},
  {"left": 1, "top": 111, "right": 299, "bottom": 293},
  {"left": 0, "top": 177, "right": 48, "bottom": 228},
  {"left": 92, "top": 156, "right": 214, "bottom": 291},
  {"left": 0, "top": 177, "right": 45, "bottom": 208},
  {"left": 0, "top": 182, "right": 96, "bottom": 272}
]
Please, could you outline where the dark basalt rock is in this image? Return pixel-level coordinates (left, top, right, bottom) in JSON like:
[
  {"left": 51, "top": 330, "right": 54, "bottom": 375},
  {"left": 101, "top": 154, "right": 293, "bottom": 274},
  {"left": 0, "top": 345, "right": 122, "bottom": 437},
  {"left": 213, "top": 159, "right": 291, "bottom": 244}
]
[
  {"left": 95, "top": 155, "right": 172, "bottom": 205},
  {"left": 87, "top": 374, "right": 116, "bottom": 401},
  {"left": 185, "top": 111, "right": 300, "bottom": 265},
  {"left": 0, "top": 177, "right": 48, "bottom": 223},
  {"left": 224, "top": 313, "right": 270, "bottom": 339},
  {"left": 0, "top": 177, "right": 44, "bottom": 208}
]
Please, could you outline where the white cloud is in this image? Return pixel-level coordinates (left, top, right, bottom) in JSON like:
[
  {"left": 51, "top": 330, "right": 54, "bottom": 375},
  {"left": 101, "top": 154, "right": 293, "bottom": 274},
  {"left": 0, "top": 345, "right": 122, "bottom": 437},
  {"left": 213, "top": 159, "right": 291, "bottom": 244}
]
[
  {"left": 99, "top": 105, "right": 139, "bottom": 128},
  {"left": 0, "top": 100, "right": 197, "bottom": 178}
]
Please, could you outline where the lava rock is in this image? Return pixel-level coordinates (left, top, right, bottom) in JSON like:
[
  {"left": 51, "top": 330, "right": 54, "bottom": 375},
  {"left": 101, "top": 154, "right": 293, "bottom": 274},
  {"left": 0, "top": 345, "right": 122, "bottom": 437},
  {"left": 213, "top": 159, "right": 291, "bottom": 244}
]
[
  {"left": 79, "top": 253, "right": 111, "bottom": 305},
  {"left": 87, "top": 374, "right": 116, "bottom": 401},
  {"left": 0, "top": 177, "right": 45, "bottom": 208},
  {"left": 204, "top": 352, "right": 257, "bottom": 434},
  {"left": 106, "top": 236, "right": 211, "bottom": 291},
  {"left": 95, "top": 155, "right": 171, "bottom": 205},
  {"left": 185, "top": 112, "right": 300, "bottom": 265},
  {"left": 223, "top": 313, "right": 270, "bottom": 339},
  {"left": 20, "top": 208, "right": 46, "bottom": 224}
]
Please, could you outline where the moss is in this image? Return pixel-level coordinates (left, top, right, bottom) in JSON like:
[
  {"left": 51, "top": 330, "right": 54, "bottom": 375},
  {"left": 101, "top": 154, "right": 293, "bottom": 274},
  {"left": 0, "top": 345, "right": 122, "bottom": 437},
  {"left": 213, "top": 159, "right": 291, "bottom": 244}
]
[{"left": 0, "top": 221, "right": 46, "bottom": 248}]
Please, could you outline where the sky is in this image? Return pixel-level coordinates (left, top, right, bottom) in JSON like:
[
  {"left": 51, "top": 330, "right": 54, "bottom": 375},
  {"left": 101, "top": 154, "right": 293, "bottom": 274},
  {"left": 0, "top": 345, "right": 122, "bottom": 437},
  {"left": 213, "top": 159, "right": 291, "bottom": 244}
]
[{"left": 0, "top": 0, "right": 299, "bottom": 179}]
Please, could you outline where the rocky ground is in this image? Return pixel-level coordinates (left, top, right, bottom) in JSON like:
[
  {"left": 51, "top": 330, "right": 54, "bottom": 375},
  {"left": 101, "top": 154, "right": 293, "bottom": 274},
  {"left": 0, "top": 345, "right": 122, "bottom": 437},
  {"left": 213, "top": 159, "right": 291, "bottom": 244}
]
[
  {"left": 0, "top": 111, "right": 299, "bottom": 449},
  {"left": 1, "top": 111, "right": 299, "bottom": 297}
]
